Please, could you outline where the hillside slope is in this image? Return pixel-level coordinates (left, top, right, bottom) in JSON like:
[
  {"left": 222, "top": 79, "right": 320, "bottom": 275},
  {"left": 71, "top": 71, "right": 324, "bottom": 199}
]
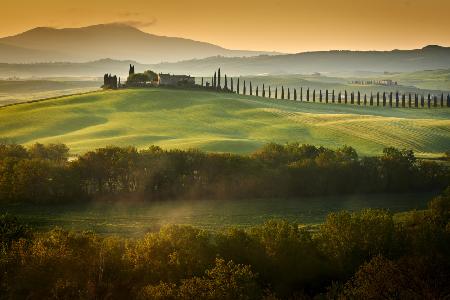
[
  {"left": 0, "top": 89, "right": 449, "bottom": 157},
  {"left": 0, "top": 24, "right": 276, "bottom": 63}
]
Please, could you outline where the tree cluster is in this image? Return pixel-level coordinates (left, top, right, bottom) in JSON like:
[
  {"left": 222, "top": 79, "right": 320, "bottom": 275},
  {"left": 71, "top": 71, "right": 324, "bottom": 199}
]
[{"left": 0, "top": 142, "right": 448, "bottom": 204}]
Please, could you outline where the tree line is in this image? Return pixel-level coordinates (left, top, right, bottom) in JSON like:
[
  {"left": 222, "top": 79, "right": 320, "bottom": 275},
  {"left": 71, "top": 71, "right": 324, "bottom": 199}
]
[
  {"left": 1, "top": 188, "right": 449, "bottom": 299},
  {"left": 201, "top": 68, "right": 450, "bottom": 108},
  {"left": 0, "top": 142, "right": 448, "bottom": 204}
]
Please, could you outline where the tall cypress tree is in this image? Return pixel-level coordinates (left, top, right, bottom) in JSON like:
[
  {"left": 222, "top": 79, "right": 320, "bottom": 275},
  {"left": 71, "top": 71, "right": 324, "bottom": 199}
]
[
  {"left": 338, "top": 92, "right": 341, "bottom": 103},
  {"left": 263, "top": 84, "right": 266, "bottom": 97},
  {"left": 275, "top": 87, "right": 278, "bottom": 99},
  {"left": 377, "top": 92, "right": 380, "bottom": 106},
  {"left": 231, "top": 77, "right": 234, "bottom": 92},
  {"left": 201, "top": 77, "right": 204, "bottom": 87},
  {"left": 421, "top": 94, "right": 425, "bottom": 107},
  {"left": 427, "top": 94, "right": 431, "bottom": 108},
  {"left": 383, "top": 92, "right": 386, "bottom": 106},
  {"left": 447, "top": 94, "right": 450, "bottom": 107},
  {"left": 307, "top": 88, "right": 310, "bottom": 102},
  {"left": 294, "top": 88, "right": 297, "bottom": 101},
  {"left": 313, "top": 89, "right": 315, "bottom": 102},
  {"left": 332, "top": 90, "right": 335, "bottom": 103},
  {"left": 370, "top": 93, "right": 373, "bottom": 106},
  {"left": 408, "top": 93, "right": 412, "bottom": 108},
  {"left": 256, "top": 86, "right": 259, "bottom": 97},
  {"left": 250, "top": 82, "right": 253, "bottom": 96},
  {"left": 325, "top": 89, "right": 328, "bottom": 103},
  {"left": 389, "top": 92, "right": 393, "bottom": 107},
  {"left": 269, "top": 86, "right": 272, "bottom": 98},
  {"left": 319, "top": 90, "right": 322, "bottom": 102},
  {"left": 243, "top": 80, "right": 246, "bottom": 95},
  {"left": 395, "top": 91, "right": 399, "bottom": 107},
  {"left": 357, "top": 91, "right": 361, "bottom": 105},
  {"left": 344, "top": 90, "right": 347, "bottom": 104},
  {"left": 281, "top": 86, "right": 285, "bottom": 100},
  {"left": 237, "top": 78, "right": 240, "bottom": 94},
  {"left": 402, "top": 93, "right": 405, "bottom": 107},
  {"left": 217, "top": 68, "right": 221, "bottom": 90},
  {"left": 224, "top": 75, "right": 228, "bottom": 90},
  {"left": 300, "top": 87, "right": 303, "bottom": 101},
  {"left": 287, "top": 88, "right": 290, "bottom": 100},
  {"left": 213, "top": 72, "right": 217, "bottom": 88},
  {"left": 433, "top": 95, "right": 437, "bottom": 107},
  {"left": 363, "top": 94, "right": 366, "bottom": 105},
  {"left": 441, "top": 93, "right": 444, "bottom": 107}
]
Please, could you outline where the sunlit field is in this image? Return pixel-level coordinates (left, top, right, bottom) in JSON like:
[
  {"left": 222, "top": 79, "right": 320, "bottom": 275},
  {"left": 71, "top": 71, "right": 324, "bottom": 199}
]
[{"left": 0, "top": 88, "right": 449, "bottom": 157}]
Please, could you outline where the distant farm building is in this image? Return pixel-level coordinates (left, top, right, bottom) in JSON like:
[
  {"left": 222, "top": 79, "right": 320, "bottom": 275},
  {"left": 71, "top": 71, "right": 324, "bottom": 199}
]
[{"left": 158, "top": 73, "right": 195, "bottom": 87}]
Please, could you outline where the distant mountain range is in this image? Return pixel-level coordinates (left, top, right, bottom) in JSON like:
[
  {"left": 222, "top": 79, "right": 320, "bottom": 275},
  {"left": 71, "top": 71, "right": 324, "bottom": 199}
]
[
  {"left": 0, "top": 24, "right": 278, "bottom": 64},
  {"left": 151, "top": 45, "right": 450, "bottom": 75}
]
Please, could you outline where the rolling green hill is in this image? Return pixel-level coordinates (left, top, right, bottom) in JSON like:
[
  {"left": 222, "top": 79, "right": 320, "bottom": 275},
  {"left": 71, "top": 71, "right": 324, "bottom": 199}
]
[{"left": 0, "top": 88, "right": 449, "bottom": 157}]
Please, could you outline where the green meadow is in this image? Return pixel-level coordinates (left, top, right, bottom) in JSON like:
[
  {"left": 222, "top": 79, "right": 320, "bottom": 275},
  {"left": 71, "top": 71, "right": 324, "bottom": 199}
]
[{"left": 0, "top": 88, "right": 449, "bottom": 156}]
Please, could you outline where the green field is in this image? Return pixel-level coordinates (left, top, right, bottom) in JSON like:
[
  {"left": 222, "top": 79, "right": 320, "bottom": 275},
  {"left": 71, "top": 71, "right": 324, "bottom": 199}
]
[
  {"left": 0, "top": 193, "right": 432, "bottom": 235},
  {"left": 0, "top": 88, "right": 449, "bottom": 156}
]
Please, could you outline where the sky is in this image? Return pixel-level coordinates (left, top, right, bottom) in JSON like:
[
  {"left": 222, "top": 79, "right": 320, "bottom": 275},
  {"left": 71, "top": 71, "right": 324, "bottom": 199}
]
[{"left": 1, "top": 0, "right": 449, "bottom": 53}]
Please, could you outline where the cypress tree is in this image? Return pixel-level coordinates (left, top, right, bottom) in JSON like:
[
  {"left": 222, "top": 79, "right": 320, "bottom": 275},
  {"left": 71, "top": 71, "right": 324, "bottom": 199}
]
[
  {"left": 389, "top": 92, "right": 393, "bottom": 107},
  {"left": 350, "top": 92, "right": 354, "bottom": 104},
  {"left": 332, "top": 90, "right": 335, "bottom": 103},
  {"left": 224, "top": 75, "right": 228, "bottom": 90},
  {"left": 370, "top": 93, "right": 373, "bottom": 106},
  {"left": 383, "top": 92, "right": 386, "bottom": 106},
  {"left": 201, "top": 77, "right": 204, "bottom": 86},
  {"left": 415, "top": 94, "right": 418, "bottom": 108},
  {"left": 307, "top": 88, "right": 310, "bottom": 102},
  {"left": 256, "top": 86, "right": 259, "bottom": 97},
  {"left": 402, "top": 93, "right": 405, "bottom": 107},
  {"left": 319, "top": 90, "right": 322, "bottom": 102},
  {"left": 269, "top": 86, "right": 272, "bottom": 98},
  {"left": 338, "top": 92, "right": 341, "bottom": 103},
  {"left": 363, "top": 94, "right": 367, "bottom": 105},
  {"left": 344, "top": 90, "right": 347, "bottom": 104},
  {"left": 243, "top": 80, "right": 246, "bottom": 95},
  {"left": 408, "top": 93, "right": 412, "bottom": 108},
  {"left": 213, "top": 72, "right": 217, "bottom": 88},
  {"left": 441, "top": 93, "right": 444, "bottom": 107},
  {"left": 313, "top": 89, "right": 316, "bottom": 102},
  {"left": 237, "top": 78, "right": 240, "bottom": 94},
  {"left": 358, "top": 91, "right": 361, "bottom": 105},
  {"left": 433, "top": 95, "right": 437, "bottom": 107},
  {"left": 217, "top": 68, "right": 221, "bottom": 90},
  {"left": 281, "top": 86, "right": 285, "bottom": 100},
  {"left": 300, "top": 87, "right": 303, "bottom": 101},
  {"left": 447, "top": 94, "right": 450, "bottom": 107},
  {"left": 377, "top": 92, "right": 380, "bottom": 106},
  {"left": 325, "top": 89, "right": 328, "bottom": 103},
  {"left": 395, "top": 91, "right": 399, "bottom": 107},
  {"left": 250, "top": 82, "right": 253, "bottom": 96},
  {"left": 421, "top": 94, "right": 424, "bottom": 107},
  {"left": 427, "top": 94, "right": 431, "bottom": 108},
  {"left": 263, "top": 84, "right": 266, "bottom": 97},
  {"left": 294, "top": 88, "right": 297, "bottom": 101},
  {"left": 231, "top": 77, "right": 234, "bottom": 92},
  {"left": 287, "top": 88, "right": 290, "bottom": 100},
  {"left": 275, "top": 87, "right": 278, "bottom": 99}
]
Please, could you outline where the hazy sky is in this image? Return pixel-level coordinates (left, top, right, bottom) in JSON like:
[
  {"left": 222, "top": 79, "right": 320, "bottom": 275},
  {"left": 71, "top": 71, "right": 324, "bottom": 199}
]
[{"left": 1, "top": 0, "right": 449, "bottom": 53}]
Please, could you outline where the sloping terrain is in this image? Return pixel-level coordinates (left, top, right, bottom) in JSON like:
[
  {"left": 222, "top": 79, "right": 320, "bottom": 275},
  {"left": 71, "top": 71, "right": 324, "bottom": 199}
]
[{"left": 0, "top": 88, "right": 448, "bottom": 157}]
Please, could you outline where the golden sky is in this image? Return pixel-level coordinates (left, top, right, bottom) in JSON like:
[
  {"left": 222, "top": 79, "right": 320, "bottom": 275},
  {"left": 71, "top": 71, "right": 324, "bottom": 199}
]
[{"left": 1, "top": 0, "right": 449, "bottom": 53}]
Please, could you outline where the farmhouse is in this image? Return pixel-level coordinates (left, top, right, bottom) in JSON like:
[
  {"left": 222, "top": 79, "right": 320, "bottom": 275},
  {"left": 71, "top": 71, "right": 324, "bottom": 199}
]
[{"left": 158, "top": 73, "right": 195, "bottom": 86}]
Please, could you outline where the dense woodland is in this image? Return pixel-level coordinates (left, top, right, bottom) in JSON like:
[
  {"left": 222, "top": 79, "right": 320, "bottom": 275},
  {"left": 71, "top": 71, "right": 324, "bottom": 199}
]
[
  {"left": 0, "top": 142, "right": 448, "bottom": 204},
  {"left": 1, "top": 189, "right": 449, "bottom": 299}
]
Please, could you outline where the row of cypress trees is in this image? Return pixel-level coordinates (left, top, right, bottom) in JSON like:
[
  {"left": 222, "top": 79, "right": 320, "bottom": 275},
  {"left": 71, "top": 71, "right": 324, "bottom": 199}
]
[{"left": 200, "top": 69, "right": 450, "bottom": 108}]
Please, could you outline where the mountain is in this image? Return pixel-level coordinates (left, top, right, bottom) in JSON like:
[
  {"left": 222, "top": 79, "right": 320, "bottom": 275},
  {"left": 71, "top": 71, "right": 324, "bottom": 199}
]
[
  {"left": 150, "top": 45, "right": 450, "bottom": 75},
  {"left": 0, "top": 24, "right": 278, "bottom": 63}
]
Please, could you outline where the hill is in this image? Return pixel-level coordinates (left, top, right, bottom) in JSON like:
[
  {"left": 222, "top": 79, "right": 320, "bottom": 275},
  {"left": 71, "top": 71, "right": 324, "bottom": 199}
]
[
  {"left": 0, "top": 24, "right": 277, "bottom": 63},
  {"left": 0, "top": 88, "right": 449, "bottom": 157},
  {"left": 152, "top": 45, "right": 450, "bottom": 75}
]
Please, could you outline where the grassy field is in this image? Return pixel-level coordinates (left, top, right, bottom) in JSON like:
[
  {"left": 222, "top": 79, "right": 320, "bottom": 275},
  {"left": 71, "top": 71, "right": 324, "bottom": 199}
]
[
  {"left": 0, "top": 193, "right": 432, "bottom": 235},
  {"left": 0, "top": 88, "right": 449, "bottom": 157},
  {"left": 0, "top": 79, "right": 100, "bottom": 106}
]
